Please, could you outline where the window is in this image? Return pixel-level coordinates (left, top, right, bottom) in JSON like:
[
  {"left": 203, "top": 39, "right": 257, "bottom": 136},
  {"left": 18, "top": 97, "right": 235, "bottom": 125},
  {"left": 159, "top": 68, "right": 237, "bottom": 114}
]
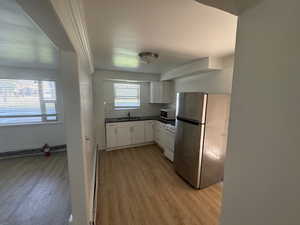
[
  {"left": 114, "top": 83, "right": 140, "bottom": 109},
  {"left": 0, "top": 79, "right": 58, "bottom": 125}
]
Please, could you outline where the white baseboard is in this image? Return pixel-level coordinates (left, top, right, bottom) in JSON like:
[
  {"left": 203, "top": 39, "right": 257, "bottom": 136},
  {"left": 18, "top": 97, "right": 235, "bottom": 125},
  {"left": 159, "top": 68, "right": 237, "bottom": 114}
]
[
  {"left": 105, "top": 142, "right": 155, "bottom": 151},
  {"left": 89, "top": 148, "right": 99, "bottom": 225}
]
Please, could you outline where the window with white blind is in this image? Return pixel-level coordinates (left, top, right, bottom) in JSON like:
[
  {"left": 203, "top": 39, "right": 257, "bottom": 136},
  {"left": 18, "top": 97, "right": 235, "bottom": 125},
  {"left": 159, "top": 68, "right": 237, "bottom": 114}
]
[
  {"left": 0, "top": 79, "right": 57, "bottom": 125},
  {"left": 114, "top": 83, "right": 140, "bottom": 109}
]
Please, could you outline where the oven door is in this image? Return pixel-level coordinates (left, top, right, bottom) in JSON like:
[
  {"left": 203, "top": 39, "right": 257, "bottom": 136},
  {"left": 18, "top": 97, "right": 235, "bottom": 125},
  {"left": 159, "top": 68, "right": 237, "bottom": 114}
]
[{"left": 160, "top": 110, "right": 168, "bottom": 119}]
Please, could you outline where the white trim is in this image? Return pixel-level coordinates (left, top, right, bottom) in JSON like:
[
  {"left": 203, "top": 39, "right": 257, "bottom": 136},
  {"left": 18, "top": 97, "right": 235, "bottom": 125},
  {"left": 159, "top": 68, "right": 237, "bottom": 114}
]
[
  {"left": 50, "top": 0, "right": 94, "bottom": 74},
  {"left": 88, "top": 147, "right": 98, "bottom": 224},
  {"left": 106, "top": 142, "right": 154, "bottom": 151},
  {"left": 0, "top": 121, "right": 63, "bottom": 128},
  {"left": 114, "top": 107, "right": 140, "bottom": 111},
  {"left": 91, "top": 148, "right": 101, "bottom": 225},
  {"left": 0, "top": 78, "right": 59, "bottom": 125},
  {"left": 113, "top": 82, "right": 141, "bottom": 109}
]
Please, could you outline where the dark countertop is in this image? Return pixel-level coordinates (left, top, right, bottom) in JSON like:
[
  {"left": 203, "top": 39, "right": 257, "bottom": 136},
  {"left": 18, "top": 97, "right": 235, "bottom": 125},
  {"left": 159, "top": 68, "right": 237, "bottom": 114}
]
[{"left": 105, "top": 116, "right": 176, "bottom": 126}]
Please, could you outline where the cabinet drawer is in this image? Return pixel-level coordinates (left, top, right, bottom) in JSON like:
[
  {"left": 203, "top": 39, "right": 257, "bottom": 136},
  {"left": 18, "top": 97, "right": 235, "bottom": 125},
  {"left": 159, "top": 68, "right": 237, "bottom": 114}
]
[
  {"left": 106, "top": 123, "right": 118, "bottom": 128},
  {"left": 145, "top": 120, "right": 155, "bottom": 125}
]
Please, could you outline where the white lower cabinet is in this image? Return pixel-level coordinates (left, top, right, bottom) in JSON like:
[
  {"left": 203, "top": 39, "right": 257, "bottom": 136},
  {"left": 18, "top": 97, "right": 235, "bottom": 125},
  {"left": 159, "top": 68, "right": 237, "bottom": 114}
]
[
  {"left": 131, "top": 122, "right": 145, "bottom": 144},
  {"left": 155, "top": 121, "right": 175, "bottom": 161},
  {"left": 117, "top": 125, "right": 132, "bottom": 147},
  {"left": 106, "top": 121, "right": 153, "bottom": 150},
  {"left": 106, "top": 124, "right": 118, "bottom": 148},
  {"left": 145, "top": 121, "right": 155, "bottom": 142},
  {"left": 106, "top": 120, "right": 175, "bottom": 161},
  {"left": 163, "top": 129, "right": 175, "bottom": 161}
]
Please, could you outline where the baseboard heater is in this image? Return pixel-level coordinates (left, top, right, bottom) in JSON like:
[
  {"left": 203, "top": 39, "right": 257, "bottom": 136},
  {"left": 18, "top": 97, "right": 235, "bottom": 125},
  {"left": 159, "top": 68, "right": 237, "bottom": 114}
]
[
  {"left": 0, "top": 144, "right": 67, "bottom": 159},
  {"left": 90, "top": 147, "right": 100, "bottom": 225}
]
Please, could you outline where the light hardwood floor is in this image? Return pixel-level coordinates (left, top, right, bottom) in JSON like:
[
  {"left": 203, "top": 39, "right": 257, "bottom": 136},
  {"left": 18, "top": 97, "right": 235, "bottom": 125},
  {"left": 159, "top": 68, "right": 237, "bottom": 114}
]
[
  {"left": 97, "top": 145, "right": 222, "bottom": 225},
  {"left": 0, "top": 152, "right": 71, "bottom": 225}
]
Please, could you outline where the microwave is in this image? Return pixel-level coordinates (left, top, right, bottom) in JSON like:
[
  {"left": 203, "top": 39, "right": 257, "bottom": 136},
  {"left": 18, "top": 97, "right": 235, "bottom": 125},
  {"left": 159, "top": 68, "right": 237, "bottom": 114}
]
[{"left": 160, "top": 109, "right": 176, "bottom": 120}]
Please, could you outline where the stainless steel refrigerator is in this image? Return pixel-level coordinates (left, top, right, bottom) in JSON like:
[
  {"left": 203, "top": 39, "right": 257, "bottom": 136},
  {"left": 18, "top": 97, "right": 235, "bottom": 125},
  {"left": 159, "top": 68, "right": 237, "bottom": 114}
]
[{"left": 174, "top": 92, "right": 230, "bottom": 189}]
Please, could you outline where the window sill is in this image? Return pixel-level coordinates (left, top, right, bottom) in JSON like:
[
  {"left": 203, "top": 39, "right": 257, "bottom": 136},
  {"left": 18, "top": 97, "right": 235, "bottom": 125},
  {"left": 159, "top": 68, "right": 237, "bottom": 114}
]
[
  {"left": 0, "top": 121, "right": 63, "bottom": 128},
  {"left": 114, "top": 108, "right": 140, "bottom": 111}
]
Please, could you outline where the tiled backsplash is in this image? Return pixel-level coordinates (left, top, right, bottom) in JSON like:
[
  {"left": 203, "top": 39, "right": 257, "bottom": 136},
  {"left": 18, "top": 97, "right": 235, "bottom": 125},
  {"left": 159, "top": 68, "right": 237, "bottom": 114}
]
[{"left": 105, "top": 102, "right": 165, "bottom": 118}]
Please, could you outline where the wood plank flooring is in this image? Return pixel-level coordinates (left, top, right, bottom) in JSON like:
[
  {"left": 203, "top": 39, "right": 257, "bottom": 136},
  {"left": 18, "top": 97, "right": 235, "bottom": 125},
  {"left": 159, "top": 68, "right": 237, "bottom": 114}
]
[
  {"left": 97, "top": 145, "right": 222, "bottom": 225},
  {"left": 0, "top": 152, "right": 71, "bottom": 225}
]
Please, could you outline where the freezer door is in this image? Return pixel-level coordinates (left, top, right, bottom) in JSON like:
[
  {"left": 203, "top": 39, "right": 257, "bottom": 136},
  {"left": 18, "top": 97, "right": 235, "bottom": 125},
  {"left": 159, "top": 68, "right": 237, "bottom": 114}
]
[
  {"left": 174, "top": 119, "right": 204, "bottom": 188},
  {"left": 176, "top": 92, "right": 207, "bottom": 123}
]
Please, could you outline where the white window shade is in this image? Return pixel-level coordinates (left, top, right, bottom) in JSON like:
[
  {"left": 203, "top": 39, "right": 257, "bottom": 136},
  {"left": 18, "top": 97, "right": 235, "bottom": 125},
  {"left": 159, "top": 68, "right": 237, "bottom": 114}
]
[
  {"left": 114, "top": 83, "right": 140, "bottom": 109},
  {"left": 0, "top": 79, "right": 57, "bottom": 125}
]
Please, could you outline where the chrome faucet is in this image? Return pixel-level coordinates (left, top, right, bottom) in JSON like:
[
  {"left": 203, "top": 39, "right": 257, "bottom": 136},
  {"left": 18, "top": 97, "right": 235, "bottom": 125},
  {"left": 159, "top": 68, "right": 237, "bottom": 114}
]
[{"left": 127, "top": 112, "right": 131, "bottom": 119}]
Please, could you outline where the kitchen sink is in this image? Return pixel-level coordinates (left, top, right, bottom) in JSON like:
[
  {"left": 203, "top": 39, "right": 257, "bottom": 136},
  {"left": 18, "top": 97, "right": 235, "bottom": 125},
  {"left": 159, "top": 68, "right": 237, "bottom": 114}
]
[{"left": 128, "top": 117, "right": 141, "bottom": 121}]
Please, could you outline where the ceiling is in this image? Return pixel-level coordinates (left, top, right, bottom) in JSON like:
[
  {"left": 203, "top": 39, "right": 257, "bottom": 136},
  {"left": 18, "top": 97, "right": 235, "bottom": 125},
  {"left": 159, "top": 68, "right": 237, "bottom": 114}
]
[
  {"left": 0, "top": 0, "right": 59, "bottom": 70},
  {"left": 83, "top": 0, "right": 237, "bottom": 74},
  {"left": 194, "top": 0, "right": 263, "bottom": 15}
]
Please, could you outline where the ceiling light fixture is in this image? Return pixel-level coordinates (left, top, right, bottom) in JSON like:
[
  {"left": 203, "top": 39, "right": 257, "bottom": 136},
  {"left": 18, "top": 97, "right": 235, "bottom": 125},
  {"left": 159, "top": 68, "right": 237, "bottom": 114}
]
[{"left": 138, "top": 52, "right": 159, "bottom": 64}]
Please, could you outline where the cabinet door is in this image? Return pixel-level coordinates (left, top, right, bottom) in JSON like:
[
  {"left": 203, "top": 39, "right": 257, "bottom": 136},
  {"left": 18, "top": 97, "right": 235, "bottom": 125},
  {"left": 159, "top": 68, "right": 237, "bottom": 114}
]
[
  {"left": 150, "top": 81, "right": 161, "bottom": 103},
  {"left": 160, "top": 129, "right": 168, "bottom": 150},
  {"left": 145, "top": 121, "right": 154, "bottom": 142},
  {"left": 132, "top": 123, "right": 145, "bottom": 144},
  {"left": 117, "top": 126, "right": 131, "bottom": 147},
  {"left": 165, "top": 131, "right": 175, "bottom": 152},
  {"left": 106, "top": 125, "right": 118, "bottom": 148},
  {"left": 162, "top": 81, "right": 172, "bottom": 103},
  {"left": 155, "top": 121, "right": 166, "bottom": 146},
  {"left": 150, "top": 81, "right": 172, "bottom": 103},
  {"left": 154, "top": 121, "right": 160, "bottom": 143}
]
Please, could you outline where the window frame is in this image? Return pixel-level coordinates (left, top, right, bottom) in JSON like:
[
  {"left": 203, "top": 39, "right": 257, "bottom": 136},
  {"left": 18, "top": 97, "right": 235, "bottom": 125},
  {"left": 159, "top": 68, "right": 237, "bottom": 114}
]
[
  {"left": 113, "top": 82, "right": 141, "bottom": 110},
  {"left": 0, "top": 78, "right": 58, "bottom": 126}
]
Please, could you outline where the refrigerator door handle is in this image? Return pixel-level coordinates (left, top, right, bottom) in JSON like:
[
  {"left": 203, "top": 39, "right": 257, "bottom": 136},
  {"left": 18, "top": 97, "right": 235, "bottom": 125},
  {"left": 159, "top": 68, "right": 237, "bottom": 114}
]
[{"left": 176, "top": 116, "right": 202, "bottom": 125}]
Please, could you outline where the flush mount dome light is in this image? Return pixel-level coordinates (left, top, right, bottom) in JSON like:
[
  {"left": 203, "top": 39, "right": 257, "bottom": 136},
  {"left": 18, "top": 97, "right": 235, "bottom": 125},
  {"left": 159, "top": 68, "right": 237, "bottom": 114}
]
[{"left": 138, "top": 52, "right": 159, "bottom": 64}]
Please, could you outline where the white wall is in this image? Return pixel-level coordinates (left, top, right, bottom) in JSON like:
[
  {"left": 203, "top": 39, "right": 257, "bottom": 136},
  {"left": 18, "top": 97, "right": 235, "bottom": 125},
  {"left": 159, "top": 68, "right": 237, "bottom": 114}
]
[
  {"left": 94, "top": 69, "right": 161, "bottom": 149},
  {"left": 168, "top": 55, "right": 234, "bottom": 109},
  {"left": 60, "top": 51, "right": 95, "bottom": 225},
  {"left": 221, "top": 1, "right": 300, "bottom": 225},
  {"left": 174, "top": 55, "right": 234, "bottom": 94},
  {"left": 78, "top": 56, "right": 96, "bottom": 222},
  {"left": 0, "top": 66, "right": 65, "bottom": 152},
  {"left": 103, "top": 81, "right": 163, "bottom": 118}
]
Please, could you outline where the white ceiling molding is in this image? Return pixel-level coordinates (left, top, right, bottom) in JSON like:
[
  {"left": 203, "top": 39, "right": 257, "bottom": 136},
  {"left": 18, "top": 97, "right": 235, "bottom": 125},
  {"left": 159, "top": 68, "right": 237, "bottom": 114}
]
[
  {"left": 161, "top": 57, "right": 223, "bottom": 81},
  {"left": 95, "top": 70, "right": 160, "bottom": 82},
  {"left": 50, "top": 0, "right": 94, "bottom": 74},
  {"left": 194, "top": 0, "right": 263, "bottom": 15}
]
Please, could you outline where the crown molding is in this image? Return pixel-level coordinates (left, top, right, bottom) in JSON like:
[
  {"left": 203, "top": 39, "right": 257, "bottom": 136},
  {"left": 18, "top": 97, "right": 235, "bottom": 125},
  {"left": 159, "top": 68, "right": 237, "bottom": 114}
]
[{"left": 51, "top": 0, "right": 94, "bottom": 74}]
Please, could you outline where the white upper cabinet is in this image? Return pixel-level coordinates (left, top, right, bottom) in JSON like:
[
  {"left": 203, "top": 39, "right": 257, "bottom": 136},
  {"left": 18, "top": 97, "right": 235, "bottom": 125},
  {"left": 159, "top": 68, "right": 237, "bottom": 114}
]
[{"left": 150, "top": 81, "right": 172, "bottom": 104}]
